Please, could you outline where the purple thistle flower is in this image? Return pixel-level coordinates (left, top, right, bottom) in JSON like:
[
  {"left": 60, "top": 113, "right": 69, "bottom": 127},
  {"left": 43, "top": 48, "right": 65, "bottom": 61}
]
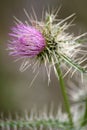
[
  {"left": 8, "top": 24, "right": 46, "bottom": 57},
  {"left": 7, "top": 12, "right": 87, "bottom": 81}
]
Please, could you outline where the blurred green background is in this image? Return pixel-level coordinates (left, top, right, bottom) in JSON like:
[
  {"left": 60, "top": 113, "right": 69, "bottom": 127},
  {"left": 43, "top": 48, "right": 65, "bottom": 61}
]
[{"left": 0, "top": 0, "right": 87, "bottom": 114}]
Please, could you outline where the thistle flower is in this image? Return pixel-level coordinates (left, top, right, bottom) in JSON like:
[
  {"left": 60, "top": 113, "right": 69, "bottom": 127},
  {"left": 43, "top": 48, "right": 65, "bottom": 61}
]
[{"left": 8, "top": 10, "right": 87, "bottom": 81}]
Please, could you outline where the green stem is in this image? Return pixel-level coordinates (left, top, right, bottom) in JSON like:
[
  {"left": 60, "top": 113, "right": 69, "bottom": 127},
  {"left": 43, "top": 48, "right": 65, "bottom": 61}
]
[
  {"left": 81, "top": 100, "right": 87, "bottom": 126},
  {"left": 55, "top": 63, "right": 73, "bottom": 127}
]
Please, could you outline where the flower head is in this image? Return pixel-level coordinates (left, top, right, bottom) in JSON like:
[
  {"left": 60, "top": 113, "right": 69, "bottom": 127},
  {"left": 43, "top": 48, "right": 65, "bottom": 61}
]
[
  {"left": 8, "top": 24, "right": 45, "bottom": 57},
  {"left": 8, "top": 10, "right": 87, "bottom": 81}
]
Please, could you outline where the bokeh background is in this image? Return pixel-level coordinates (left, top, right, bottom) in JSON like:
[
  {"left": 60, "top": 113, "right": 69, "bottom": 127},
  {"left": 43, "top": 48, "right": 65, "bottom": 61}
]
[{"left": 0, "top": 0, "right": 87, "bottom": 114}]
